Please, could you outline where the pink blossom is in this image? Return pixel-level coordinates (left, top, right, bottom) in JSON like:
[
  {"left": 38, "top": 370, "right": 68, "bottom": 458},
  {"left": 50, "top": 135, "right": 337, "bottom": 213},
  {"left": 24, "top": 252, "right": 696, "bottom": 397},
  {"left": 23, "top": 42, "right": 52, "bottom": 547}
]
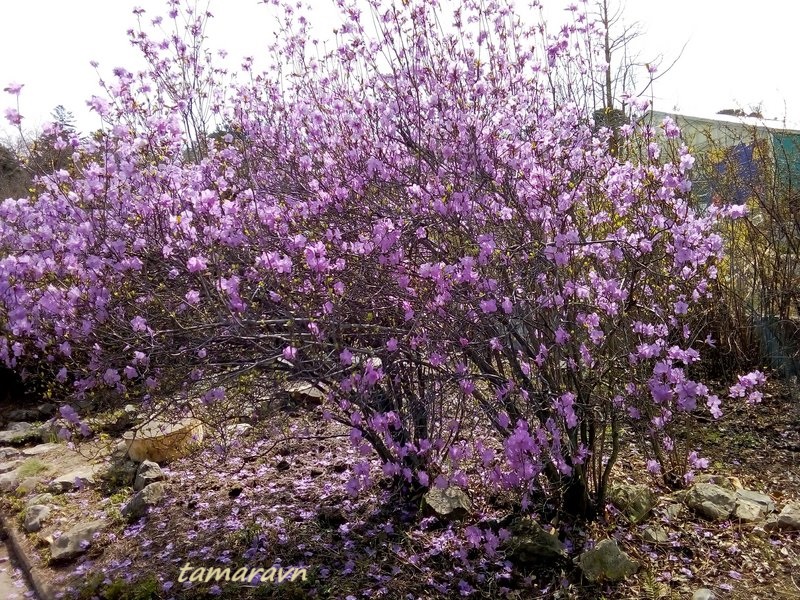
[
  {"left": 4, "top": 108, "right": 22, "bottom": 125},
  {"left": 130, "top": 316, "right": 147, "bottom": 332},
  {"left": 187, "top": 256, "right": 208, "bottom": 272}
]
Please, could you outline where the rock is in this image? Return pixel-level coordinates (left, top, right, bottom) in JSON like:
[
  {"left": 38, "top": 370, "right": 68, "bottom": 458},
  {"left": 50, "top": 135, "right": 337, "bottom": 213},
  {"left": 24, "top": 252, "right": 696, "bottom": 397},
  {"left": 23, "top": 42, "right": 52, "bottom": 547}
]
[
  {"left": 50, "top": 520, "right": 106, "bottom": 561},
  {"left": 0, "top": 469, "right": 21, "bottom": 492},
  {"left": 642, "top": 525, "right": 669, "bottom": 544},
  {"left": 225, "top": 423, "right": 252, "bottom": 437},
  {"left": 663, "top": 503, "right": 683, "bottom": 520},
  {"left": 26, "top": 493, "right": 53, "bottom": 507},
  {"left": 693, "top": 474, "right": 740, "bottom": 491},
  {"left": 110, "top": 441, "right": 129, "bottom": 462},
  {"left": 685, "top": 483, "right": 736, "bottom": 520},
  {"left": 134, "top": 460, "right": 165, "bottom": 492},
  {"left": 48, "top": 466, "right": 101, "bottom": 493},
  {"left": 21, "top": 443, "right": 60, "bottom": 457},
  {"left": 0, "top": 447, "right": 20, "bottom": 460},
  {"left": 608, "top": 483, "right": 656, "bottom": 523},
  {"left": 736, "top": 489, "right": 775, "bottom": 513},
  {"left": 101, "top": 460, "right": 138, "bottom": 489},
  {"left": 121, "top": 482, "right": 166, "bottom": 521},
  {"left": 16, "top": 476, "right": 45, "bottom": 495},
  {"left": 422, "top": 486, "right": 472, "bottom": 520},
  {"left": 733, "top": 500, "right": 765, "bottom": 522},
  {"left": 0, "top": 460, "right": 22, "bottom": 474},
  {"left": 123, "top": 418, "right": 204, "bottom": 463},
  {"left": 733, "top": 489, "right": 775, "bottom": 522},
  {"left": 669, "top": 489, "right": 688, "bottom": 504},
  {"left": 24, "top": 505, "right": 51, "bottom": 533},
  {"left": 37, "top": 419, "right": 61, "bottom": 443},
  {"left": 89, "top": 409, "right": 133, "bottom": 434},
  {"left": 692, "top": 588, "right": 717, "bottom": 600},
  {"left": 774, "top": 501, "right": 800, "bottom": 530},
  {"left": 577, "top": 539, "right": 639, "bottom": 583},
  {"left": 283, "top": 381, "right": 328, "bottom": 405},
  {"left": 660, "top": 502, "right": 683, "bottom": 521},
  {"left": 0, "top": 422, "right": 34, "bottom": 444},
  {"left": 36, "top": 403, "right": 56, "bottom": 418},
  {"left": 506, "top": 519, "right": 567, "bottom": 566},
  {"left": 6, "top": 409, "right": 40, "bottom": 422}
]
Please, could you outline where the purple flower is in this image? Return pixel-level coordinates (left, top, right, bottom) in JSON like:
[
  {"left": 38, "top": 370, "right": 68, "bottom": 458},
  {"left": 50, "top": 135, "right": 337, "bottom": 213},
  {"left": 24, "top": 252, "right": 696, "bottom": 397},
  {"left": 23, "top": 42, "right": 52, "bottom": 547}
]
[
  {"left": 3, "top": 82, "right": 23, "bottom": 95},
  {"left": 4, "top": 108, "right": 22, "bottom": 125},
  {"left": 186, "top": 256, "right": 208, "bottom": 272},
  {"left": 130, "top": 316, "right": 148, "bottom": 332},
  {"left": 340, "top": 348, "right": 353, "bottom": 365},
  {"left": 480, "top": 299, "right": 497, "bottom": 314},
  {"left": 103, "top": 369, "right": 121, "bottom": 386},
  {"left": 86, "top": 95, "right": 110, "bottom": 116}
]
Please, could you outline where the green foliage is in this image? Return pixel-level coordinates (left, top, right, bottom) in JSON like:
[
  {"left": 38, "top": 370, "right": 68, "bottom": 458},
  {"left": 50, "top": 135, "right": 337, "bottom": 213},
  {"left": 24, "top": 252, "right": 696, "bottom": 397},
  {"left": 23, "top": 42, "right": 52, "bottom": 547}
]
[
  {"left": 639, "top": 570, "right": 670, "bottom": 600},
  {"left": 17, "top": 458, "right": 47, "bottom": 478},
  {"left": 111, "top": 576, "right": 160, "bottom": 600}
]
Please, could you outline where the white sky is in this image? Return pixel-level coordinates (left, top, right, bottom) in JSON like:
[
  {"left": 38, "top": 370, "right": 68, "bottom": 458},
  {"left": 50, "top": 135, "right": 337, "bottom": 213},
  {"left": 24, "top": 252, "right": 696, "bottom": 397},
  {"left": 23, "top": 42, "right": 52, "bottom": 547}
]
[{"left": 1, "top": 0, "right": 799, "bottom": 138}]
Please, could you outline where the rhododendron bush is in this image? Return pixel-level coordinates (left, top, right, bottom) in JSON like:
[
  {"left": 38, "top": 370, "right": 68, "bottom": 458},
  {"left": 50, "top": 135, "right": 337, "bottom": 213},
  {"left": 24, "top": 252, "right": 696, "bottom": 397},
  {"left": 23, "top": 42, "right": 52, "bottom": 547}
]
[{"left": 0, "top": 0, "right": 762, "bottom": 517}]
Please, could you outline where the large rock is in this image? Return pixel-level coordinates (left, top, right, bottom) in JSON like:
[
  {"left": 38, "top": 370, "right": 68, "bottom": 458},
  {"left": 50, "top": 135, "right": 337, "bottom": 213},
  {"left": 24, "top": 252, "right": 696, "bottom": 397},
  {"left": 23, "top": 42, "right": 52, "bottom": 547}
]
[
  {"left": 506, "top": 519, "right": 567, "bottom": 566},
  {"left": 422, "top": 486, "right": 471, "bottom": 520},
  {"left": 0, "top": 460, "right": 22, "bottom": 474},
  {"left": 134, "top": 460, "right": 165, "bottom": 491},
  {"left": 0, "top": 422, "right": 34, "bottom": 444},
  {"left": 774, "top": 502, "right": 800, "bottom": 530},
  {"left": 123, "top": 418, "right": 204, "bottom": 463},
  {"left": 225, "top": 423, "right": 253, "bottom": 438},
  {"left": 16, "top": 476, "right": 45, "bottom": 495},
  {"left": 608, "top": 483, "right": 656, "bottom": 523},
  {"left": 7, "top": 409, "right": 40, "bottom": 422},
  {"left": 26, "top": 493, "right": 53, "bottom": 507},
  {"left": 733, "top": 489, "right": 775, "bottom": 522},
  {"left": 685, "top": 483, "right": 736, "bottom": 520},
  {"left": 22, "top": 443, "right": 61, "bottom": 457},
  {"left": 121, "top": 482, "right": 166, "bottom": 521},
  {"left": 24, "top": 505, "right": 51, "bottom": 532},
  {"left": 642, "top": 525, "right": 669, "bottom": 544},
  {"left": 36, "top": 403, "right": 57, "bottom": 418},
  {"left": 662, "top": 502, "right": 683, "bottom": 520},
  {"left": 577, "top": 539, "right": 639, "bottom": 583},
  {"left": 692, "top": 588, "right": 717, "bottom": 600},
  {"left": 0, "top": 469, "right": 21, "bottom": 492},
  {"left": 693, "top": 474, "right": 741, "bottom": 491},
  {"left": 48, "top": 466, "right": 101, "bottom": 493},
  {"left": 37, "top": 418, "right": 63, "bottom": 443},
  {"left": 50, "top": 520, "right": 106, "bottom": 561},
  {"left": 100, "top": 459, "right": 138, "bottom": 490},
  {"left": 283, "top": 381, "right": 328, "bottom": 405},
  {"left": 110, "top": 441, "right": 130, "bottom": 463},
  {"left": 0, "top": 447, "right": 20, "bottom": 460}
]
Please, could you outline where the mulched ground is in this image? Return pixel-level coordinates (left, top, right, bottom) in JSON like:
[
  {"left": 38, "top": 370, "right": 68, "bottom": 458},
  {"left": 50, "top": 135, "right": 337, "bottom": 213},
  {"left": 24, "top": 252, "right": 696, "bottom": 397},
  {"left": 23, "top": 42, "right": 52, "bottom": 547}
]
[{"left": 0, "top": 375, "right": 798, "bottom": 600}]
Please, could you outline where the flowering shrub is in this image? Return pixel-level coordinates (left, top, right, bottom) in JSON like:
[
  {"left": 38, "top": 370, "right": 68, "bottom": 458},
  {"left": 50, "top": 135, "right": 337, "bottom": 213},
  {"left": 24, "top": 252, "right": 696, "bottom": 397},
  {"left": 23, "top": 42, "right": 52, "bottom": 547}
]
[{"left": 0, "top": 0, "right": 762, "bottom": 517}]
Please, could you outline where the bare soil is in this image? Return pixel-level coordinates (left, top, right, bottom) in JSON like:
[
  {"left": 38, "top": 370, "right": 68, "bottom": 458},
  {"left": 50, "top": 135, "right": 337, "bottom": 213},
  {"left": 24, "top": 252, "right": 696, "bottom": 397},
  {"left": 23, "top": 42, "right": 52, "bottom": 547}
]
[{"left": 0, "top": 377, "right": 798, "bottom": 600}]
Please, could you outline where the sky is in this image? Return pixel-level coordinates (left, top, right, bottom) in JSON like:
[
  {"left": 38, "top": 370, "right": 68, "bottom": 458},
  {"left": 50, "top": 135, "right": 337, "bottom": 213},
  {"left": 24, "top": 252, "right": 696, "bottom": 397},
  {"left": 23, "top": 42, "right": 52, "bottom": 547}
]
[{"left": 2, "top": 0, "right": 800, "bottom": 139}]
